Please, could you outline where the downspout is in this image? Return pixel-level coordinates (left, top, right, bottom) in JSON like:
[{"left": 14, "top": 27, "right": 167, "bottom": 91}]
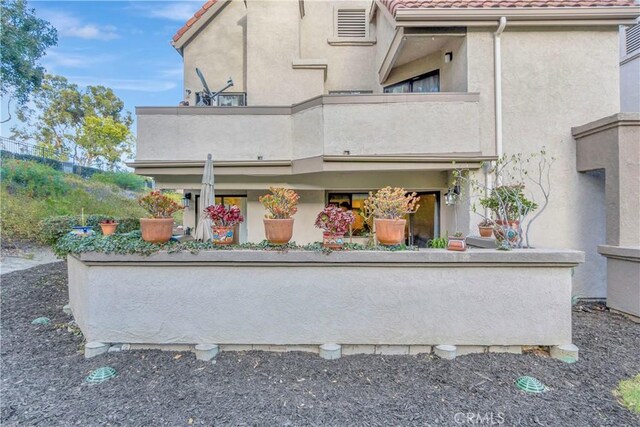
[{"left": 486, "top": 16, "right": 507, "bottom": 217}]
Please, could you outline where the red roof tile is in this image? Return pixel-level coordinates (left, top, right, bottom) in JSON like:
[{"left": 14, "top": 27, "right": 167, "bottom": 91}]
[
  {"left": 172, "top": 0, "right": 218, "bottom": 43},
  {"left": 381, "top": 0, "right": 637, "bottom": 15}
]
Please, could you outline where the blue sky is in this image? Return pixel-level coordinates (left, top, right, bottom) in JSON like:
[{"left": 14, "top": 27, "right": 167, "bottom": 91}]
[{"left": 1, "top": 0, "right": 203, "bottom": 136}]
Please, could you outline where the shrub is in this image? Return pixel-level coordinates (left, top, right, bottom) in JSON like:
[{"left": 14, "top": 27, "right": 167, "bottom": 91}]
[
  {"left": 364, "top": 187, "right": 420, "bottom": 219},
  {"left": 1, "top": 158, "right": 68, "bottom": 197},
  {"left": 203, "top": 204, "right": 244, "bottom": 227},
  {"left": 479, "top": 185, "right": 538, "bottom": 222},
  {"left": 314, "top": 206, "right": 355, "bottom": 235},
  {"left": 138, "top": 191, "right": 184, "bottom": 218},
  {"left": 39, "top": 215, "right": 141, "bottom": 245},
  {"left": 259, "top": 187, "right": 299, "bottom": 219},
  {"left": 90, "top": 172, "right": 147, "bottom": 191}
]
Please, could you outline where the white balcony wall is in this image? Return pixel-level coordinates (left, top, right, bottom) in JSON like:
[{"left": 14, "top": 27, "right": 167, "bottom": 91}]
[
  {"left": 136, "top": 109, "right": 292, "bottom": 161},
  {"left": 136, "top": 94, "right": 481, "bottom": 162}
]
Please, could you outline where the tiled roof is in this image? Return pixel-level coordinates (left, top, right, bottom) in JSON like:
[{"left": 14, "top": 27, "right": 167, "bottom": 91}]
[
  {"left": 381, "top": 0, "right": 638, "bottom": 15},
  {"left": 172, "top": 0, "right": 219, "bottom": 43},
  {"left": 173, "top": 0, "right": 637, "bottom": 43}
]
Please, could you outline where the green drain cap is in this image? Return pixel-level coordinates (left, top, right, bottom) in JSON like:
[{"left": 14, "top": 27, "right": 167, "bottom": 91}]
[
  {"left": 515, "top": 376, "right": 548, "bottom": 393},
  {"left": 31, "top": 317, "right": 51, "bottom": 325},
  {"left": 85, "top": 367, "right": 117, "bottom": 384}
]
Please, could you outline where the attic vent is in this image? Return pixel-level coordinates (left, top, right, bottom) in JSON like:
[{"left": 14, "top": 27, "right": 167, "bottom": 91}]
[
  {"left": 627, "top": 24, "right": 640, "bottom": 55},
  {"left": 337, "top": 9, "right": 367, "bottom": 38}
]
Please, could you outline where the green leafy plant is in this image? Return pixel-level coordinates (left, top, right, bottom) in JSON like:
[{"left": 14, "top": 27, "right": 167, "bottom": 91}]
[
  {"left": 54, "top": 233, "right": 419, "bottom": 258},
  {"left": 137, "top": 191, "right": 184, "bottom": 218},
  {"left": 428, "top": 237, "right": 448, "bottom": 248},
  {"left": 479, "top": 185, "right": 538, "bottom": 222},
  {"left": 259, "top": 187, "right": 299, "bottom": 219},
  {"left": 614, "top": 374, "right": 640, "bottom": 414},
  {"left": 90, "top": 172, "right": 147, "bottom": 191},
  {"left": 363, "top": 187, "right": 420, "bottom": 220},
  {"left": 39, "top": 215, "right": 139, "bottom": 245}
]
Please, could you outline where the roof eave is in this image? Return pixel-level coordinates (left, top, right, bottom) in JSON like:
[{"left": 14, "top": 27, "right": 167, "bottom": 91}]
[
  {"left": 394, "top": 6, "right": 640, "bottom": 25},
  {"left": 171, "top": 0, "right": 231, "bottom": 54}
]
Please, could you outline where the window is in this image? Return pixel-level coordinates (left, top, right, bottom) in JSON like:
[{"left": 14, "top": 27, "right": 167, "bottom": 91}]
[
  {"left": 327, "top": 191, "right": 440, "bottom": 247},
  {"left": 336, "top": 9, "right": 367, "bottom": 38},
  {"left": 327, "top": 193, "right": 369, "bottom": 236},
  {"left": 195, "top": 92, "right": 246, "bottom": 106},
  {"left": 384, "top": 70, "right": 440, "bottom": 94},
  {"left": 216, "top": 93, "right": 246, "bottom": 107}
]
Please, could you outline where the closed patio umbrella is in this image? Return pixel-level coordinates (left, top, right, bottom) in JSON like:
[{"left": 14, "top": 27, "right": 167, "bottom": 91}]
[{"left": 194, "top": 154, "right": 215, "bottom": 241}]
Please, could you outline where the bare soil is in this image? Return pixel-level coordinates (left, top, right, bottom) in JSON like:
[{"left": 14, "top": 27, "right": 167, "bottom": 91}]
[{"left": 1, "top": 262, "right": 639, "bottom": 426}]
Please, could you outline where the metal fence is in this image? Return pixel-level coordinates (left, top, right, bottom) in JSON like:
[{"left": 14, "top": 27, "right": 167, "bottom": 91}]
[{"left": 0, "top": 136, "right": 67, "bottom": 160}]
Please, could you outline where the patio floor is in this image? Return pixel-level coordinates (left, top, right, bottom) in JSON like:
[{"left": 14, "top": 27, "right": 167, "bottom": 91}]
[{"left": 1, "top": 262, "right": 639, "bottom": 426}]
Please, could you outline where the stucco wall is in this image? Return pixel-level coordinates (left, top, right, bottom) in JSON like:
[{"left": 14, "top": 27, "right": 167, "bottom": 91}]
[
  {"left": 497, "top": 27, "right": 620, "bottom": 297},
  {"left": 620, "top": 56, "right": 640, "bottom": 112},
  {"left": 136, "top": 111, "right": 292, "bottom": 161},
  {"left": 321, "top": 97, "right": 480, "bottom": 156},
  {"left": 68, "top": 250, "right": 581, "bottom": 346},
  {"left": 182, "top": 0, "right": 247, "bottom": 104}
]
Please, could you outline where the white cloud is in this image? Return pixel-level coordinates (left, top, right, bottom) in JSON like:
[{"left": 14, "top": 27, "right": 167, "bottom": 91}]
[
  {"left": 144, "top": 1, "right": 202, "bottom": 22},
  {"left": 67, "top": 76, "right": 177, "bottom": 92},
  {"left": 40, "top": 10, "right": 120, "bottom": 41},
  {"left": 43, "top": 49, "right": 117, "bottom": 70}
]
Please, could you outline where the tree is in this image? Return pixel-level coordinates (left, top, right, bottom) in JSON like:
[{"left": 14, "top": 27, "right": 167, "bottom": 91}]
[
  {"left": 12, "top": 74, "right": 134, "bottom": 168},
  {"left": 0, "top": 0, "right": 57, "bottom": 121}
]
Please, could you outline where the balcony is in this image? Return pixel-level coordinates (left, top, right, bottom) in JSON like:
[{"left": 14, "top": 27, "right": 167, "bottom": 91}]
[{"left": 132, "top": 93, "right": 488, "bottom": 177}]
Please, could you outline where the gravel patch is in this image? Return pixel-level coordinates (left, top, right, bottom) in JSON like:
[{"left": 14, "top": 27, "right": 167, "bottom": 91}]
[{"left": 1, "top": 262, "right": 639, "bottom": 426}]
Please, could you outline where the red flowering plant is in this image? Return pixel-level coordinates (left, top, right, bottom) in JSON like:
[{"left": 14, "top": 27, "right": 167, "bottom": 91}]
[
  {"left": 138, "top": 191, "right": 184, "bottom": 218},
  {"left": 203, "top": 204, "right": 244, "bottom": 227},
  {"left": 314, "top": 206, "right": 355, "bottom": 235}
]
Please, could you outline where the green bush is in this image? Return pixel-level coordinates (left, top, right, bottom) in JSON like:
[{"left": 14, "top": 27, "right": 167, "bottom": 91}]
[
  {"left": 1, "top": 158, "right": 68, "bottom": 197},
  {"left": 39, "top": 215, "right": 141, "bottom": 245},
  {"left": 90, "top": 172, "right": 147, "bottom": 191},
  {"left": 0, "top": 159, "right": 148, "bottom": 244}
]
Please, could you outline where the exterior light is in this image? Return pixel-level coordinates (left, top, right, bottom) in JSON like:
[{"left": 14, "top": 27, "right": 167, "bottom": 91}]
[
  {"left": 182, "top": 192, "right": 191, "bottom": 209},
  {"left": 445, "top": 52, "right": 453, "bottom": 63},
  {"left": 444, "top": 185, "right": 460, "bottom": 206}
]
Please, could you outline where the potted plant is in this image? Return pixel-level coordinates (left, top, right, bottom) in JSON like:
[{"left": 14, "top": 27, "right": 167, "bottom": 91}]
[
  {"left": 447, "top": 232, "right": 466, "bottom": 251},
  {"left": 203, "top": 204, "right": 244, "bottom": 245},
  {"left": 364, "top": 187, "right": 420, "bottom": 246},
  {"left": 138, "top": 191, "right": 184, "bottom": 243},
  {"left": 314, "top": 206, "right": 355, "bottom": 249},
  {"left": 99, "top": 219, "right": 119, "bottom": 236},
  {"left": 479, "top": 185, "right": 538, "bottom": 245},
  {"left": 478, "top": 218, "right": 494, "bottom": 238},
  {"left": 259, "top": 187, "right": 299, "bottom": 245},
  {"left": 427, "top": 237, "right": 447, "bottom": 249}
]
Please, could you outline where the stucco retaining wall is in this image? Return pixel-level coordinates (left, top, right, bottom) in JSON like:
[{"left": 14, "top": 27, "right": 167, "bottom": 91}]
[{"left": 68, "top": 249, "right": 583, "bottom": 348}]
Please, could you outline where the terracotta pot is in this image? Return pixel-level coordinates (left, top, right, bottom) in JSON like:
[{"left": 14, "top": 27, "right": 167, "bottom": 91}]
[
  {"left": 212, "top": 226, "right": 234, "bottom": 245},
  {"left": 99, "top": 222, "right": 119, "bottom": 236},
  {"left": 374, "top": 218, "right": 406, "bottom": 246},
  {"left": 263, "top": 218, "right": 294, "bottom": 245},
  {"left": 478, "top": 226, "right": 494, "bottom": 238},
  {"left": 447, "top": 236, "right": 467, "bottom": 252},
  {"left": 322, "top": 232, "right": 345, "bottom": 250},
  {"left": 140, "top": 218, "right": 174, "bottom": 244},
  {"left": 493, "top": 219, "right": 521, "bottom": 245}
]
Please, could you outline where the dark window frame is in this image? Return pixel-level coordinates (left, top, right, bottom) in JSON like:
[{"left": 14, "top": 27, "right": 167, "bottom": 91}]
[{"left": 383, "top": 69, "right": 440, "bottom": 93}]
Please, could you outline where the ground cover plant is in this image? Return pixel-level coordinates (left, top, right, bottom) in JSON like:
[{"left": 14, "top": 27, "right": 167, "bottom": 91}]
[
  {"left": 615, "top": 374, "right": 640, "bottom": 414},
  {"left": 53, "top": 232, "right": 416, "bottom": 258},
  {"left": 0, "top": 158, "right": 147, "bottom": 243}
]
